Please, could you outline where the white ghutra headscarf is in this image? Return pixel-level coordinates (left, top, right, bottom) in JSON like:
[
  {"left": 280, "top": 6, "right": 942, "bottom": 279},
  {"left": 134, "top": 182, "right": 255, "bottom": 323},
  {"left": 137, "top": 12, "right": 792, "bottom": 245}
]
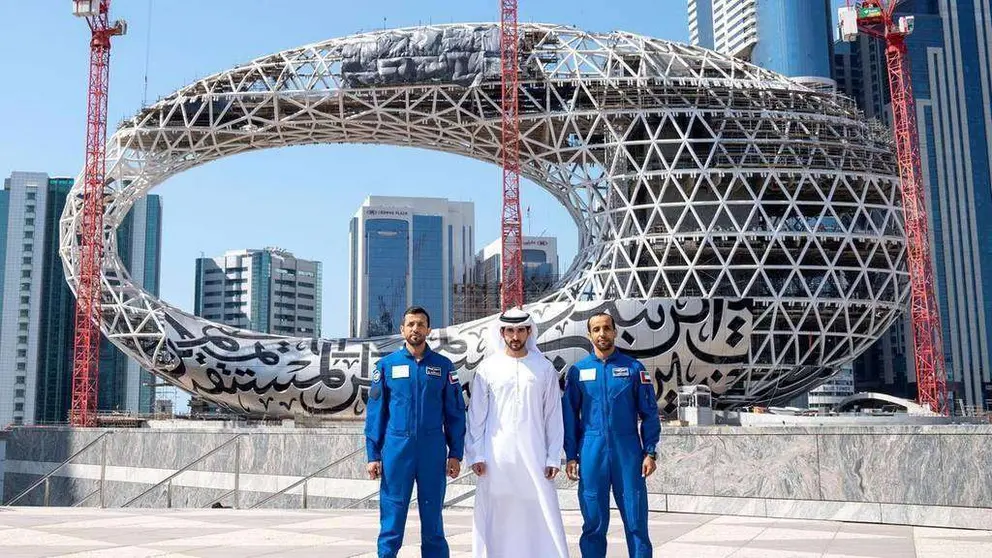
[{"left": 487, "top": 307, "right": 543, "bottom": 357}]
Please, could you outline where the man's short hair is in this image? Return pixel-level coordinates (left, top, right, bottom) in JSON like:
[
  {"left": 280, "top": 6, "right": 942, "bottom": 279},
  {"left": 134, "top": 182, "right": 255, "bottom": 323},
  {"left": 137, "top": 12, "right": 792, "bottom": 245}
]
[
  {"left": 586, "top": 312, "right": 616, "bottom": 332},
  {"left": 402, "top": 306, "right": 431, "bottom": 327}
]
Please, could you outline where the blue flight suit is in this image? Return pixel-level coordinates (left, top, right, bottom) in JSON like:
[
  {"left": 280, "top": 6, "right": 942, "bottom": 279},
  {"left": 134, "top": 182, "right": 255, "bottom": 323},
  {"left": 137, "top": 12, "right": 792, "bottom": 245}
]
[
  {"left": 365, "top": 346, "right": 466, "bottom": 558},
  {"left": 563, "top": 350, "right": 661, "bottom": 558}
]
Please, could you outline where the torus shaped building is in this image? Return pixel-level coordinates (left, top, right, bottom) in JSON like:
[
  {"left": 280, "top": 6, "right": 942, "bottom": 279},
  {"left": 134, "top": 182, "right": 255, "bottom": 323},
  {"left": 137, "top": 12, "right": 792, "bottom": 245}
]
[{"left": 60, "top": 24, "right": 905, "bottom": 416}]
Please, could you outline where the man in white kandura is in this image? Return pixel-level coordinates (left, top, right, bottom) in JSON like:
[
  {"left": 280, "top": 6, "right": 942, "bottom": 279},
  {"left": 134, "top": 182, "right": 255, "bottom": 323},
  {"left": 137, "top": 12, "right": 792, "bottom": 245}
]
[{"left": 465, "top": 307, "right": 569, "bottom": 558}]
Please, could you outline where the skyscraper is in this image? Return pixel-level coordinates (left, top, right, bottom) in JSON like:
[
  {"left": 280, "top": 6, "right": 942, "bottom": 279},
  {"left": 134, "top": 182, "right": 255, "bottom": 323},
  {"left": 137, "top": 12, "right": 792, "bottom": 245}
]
[
  {"left": 852, "top": 317, "right": 911, "bottom": 399},
  {"left": 838, "top": 0, "right": 992, "bottom": 411},
  {"left": 832, "top": 34, "right": 892, "bottom": 126},
  {"left": 475, "top": 235, "right": 559, "bottom": 301},
  {"left": 194, "top": 248, "right": 322, "bottom": 337},
  {"left": 349, "top": 196, "right": 474, "bottom": 337},
  {"left": 689, "top": 0, "right": 834, "bottom": 87},
  {"left": 100, "top": 194, "right": 163, "bottom": 414},
  {"left": 0, "top": 172, "right": 162, "bottom": 425}
]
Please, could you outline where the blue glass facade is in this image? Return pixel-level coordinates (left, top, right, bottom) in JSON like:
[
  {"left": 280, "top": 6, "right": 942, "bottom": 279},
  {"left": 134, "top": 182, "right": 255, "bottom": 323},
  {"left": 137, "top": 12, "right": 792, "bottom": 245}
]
[
  {"left": 689, "top": 0, "right": 715, "bottom": 48},
  {"left": 98, "top": 204, "right": 133, "bottom": 411},
  {"left": 36, "top": 179, "right": 79, "bottom": 422},
  {"left": 139, "top": 196, "right": 162, "bottom": 412},
  {"left": 691, "top": 0, "right": 832, "bottom": 80},
  {"left": 448, "top": 224, "right": 454, "bottom": 323},
  {"left": 0, "top": 175, "right": 162, "bottom": 421},
  {"left": 250, "top": 251, "right": 272, "bottom": 333},
  {"left": 144, "top": 196, "right": 162, "bottom": 295},
  {"left": 350, "top": 218, "right": 359, "bottom": 334},
  {"left": 524, "top": 248, "right": 558, "bottom": 299},
  {"left": 413, "top": 215, "right": 444, "bottom": 327},
  {"left": 194, "top": 258, "right": 203, "bottom": 315},
  {"left": 898, "top": 0, "right": 992, "bottom": 407},
  {"left": 845, "top": 0, "right": 992, "bottom": 408},
  {"left": 352, "top": 199, "right": 472, "bottom": 336},
  {"left": 366, "top": 219, "right": 409, "bottom": 337},
  {"left": 752, "top": 0, "right": 832, "bottom": 79}
]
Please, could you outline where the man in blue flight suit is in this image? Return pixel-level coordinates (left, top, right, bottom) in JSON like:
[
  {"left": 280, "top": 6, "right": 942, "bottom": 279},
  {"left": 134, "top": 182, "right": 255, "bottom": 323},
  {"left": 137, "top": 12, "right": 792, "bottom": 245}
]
[
  {"left": 365, "top": 306, "right": 467, "bottom": 558},
  {"left": 563, "top": 312, "right": 661, "bottom": 558}
]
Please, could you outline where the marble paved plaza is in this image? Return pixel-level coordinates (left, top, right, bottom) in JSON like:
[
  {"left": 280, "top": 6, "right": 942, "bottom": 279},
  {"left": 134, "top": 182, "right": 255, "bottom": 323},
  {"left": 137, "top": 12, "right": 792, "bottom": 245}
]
[{"left": 1, "top": 507, "right": 991, "bottom": 557}]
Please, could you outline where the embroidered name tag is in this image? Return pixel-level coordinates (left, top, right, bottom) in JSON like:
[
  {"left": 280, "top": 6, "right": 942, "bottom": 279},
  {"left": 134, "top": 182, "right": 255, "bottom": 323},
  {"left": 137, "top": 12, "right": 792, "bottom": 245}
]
[
  {"left": 612, "top": 367, "right": 630, "bottom": 377},
  {"left": 579, "top": 368, "right": 596, "bottom": 382},
  {"left": 392, "top": 365, "right": 410, "bottom": 379},
  {"left": 426, "top": 366, "right": 442, "bottom": 377}
]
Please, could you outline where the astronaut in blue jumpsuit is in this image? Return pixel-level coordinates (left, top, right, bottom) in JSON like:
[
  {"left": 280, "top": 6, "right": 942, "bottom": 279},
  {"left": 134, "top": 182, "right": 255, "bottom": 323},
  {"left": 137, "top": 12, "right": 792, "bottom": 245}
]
[
  {"left": 365, "top": 306, "right": 466, "bottom": 558},
  {"left": 563, "top": 312, "right": 661, "bottom": 558}
]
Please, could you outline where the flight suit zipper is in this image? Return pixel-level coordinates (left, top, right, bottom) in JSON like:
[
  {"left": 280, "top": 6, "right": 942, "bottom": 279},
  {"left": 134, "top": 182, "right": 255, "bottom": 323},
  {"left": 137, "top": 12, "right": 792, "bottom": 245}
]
[
  {"left": 412, "top": 356, "right": 420, "bottom": 439},
  {"left": 601, "top": 359, "right": 612, "bottom": 470}
]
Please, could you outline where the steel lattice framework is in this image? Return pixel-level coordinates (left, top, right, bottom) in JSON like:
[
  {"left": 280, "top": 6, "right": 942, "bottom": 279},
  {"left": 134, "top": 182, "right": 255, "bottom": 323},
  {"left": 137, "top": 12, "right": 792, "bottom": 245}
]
[
  {"left": 885, "top": 35, "right": 946, "bottom": 414},
  {"left": 850, "top": 0, "right": 947, "bottom": 414},
  {"left": 499, "top": 0, "right": 525, "bottom": 310},
  {"left": 59, "top": 23, "right": 907, "bottom": 409},
  {"left": 70, "top": 0, "right": 126, "bottom": 427}
]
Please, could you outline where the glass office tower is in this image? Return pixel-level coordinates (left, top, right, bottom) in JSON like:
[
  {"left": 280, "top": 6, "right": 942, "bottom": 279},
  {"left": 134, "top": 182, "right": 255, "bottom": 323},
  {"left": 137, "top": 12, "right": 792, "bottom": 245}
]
[
  {"left": 0, "top": 172, "right": 162, "bottom": 425},
  {"left": 349, "top": 196, "right": 474, "bottom": 337}
]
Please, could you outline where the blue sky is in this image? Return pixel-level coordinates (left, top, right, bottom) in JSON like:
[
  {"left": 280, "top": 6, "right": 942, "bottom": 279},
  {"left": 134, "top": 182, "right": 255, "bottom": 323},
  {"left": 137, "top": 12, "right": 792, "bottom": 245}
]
[{"left": 0, "top": 1, "right": 690, "bottom": 338}]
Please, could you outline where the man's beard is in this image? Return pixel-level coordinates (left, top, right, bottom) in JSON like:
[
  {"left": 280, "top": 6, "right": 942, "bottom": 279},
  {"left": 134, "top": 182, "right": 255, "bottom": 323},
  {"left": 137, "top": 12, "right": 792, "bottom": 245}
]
[
  {"left": 507, "top": 340, "right": 526, "bottom": 352},
  {"left": 595, "top": 339, "right": 614, "bottom": 351},
  {"left": 406, "top": 334, "right": 425, "bottom": 347}
]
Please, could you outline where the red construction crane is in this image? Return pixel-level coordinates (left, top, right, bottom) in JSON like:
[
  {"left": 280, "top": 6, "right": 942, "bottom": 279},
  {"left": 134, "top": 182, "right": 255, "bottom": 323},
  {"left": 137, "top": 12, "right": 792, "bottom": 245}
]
[
  {"left": 499, "top": 0, "right": 525, "bottom": 310},
  {"left": 840, "top": 0, "right": 948, "bottom": 415},
  {"left": 70, "top": 0, "right": 127, "bottom": 426}
]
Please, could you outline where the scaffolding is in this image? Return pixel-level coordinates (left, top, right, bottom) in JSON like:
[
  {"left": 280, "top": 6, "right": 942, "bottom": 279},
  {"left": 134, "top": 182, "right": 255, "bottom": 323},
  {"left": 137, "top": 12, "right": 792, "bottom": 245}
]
[
  {"left": 452, "top": 272, "right": 560, "bottom": 323},
  {"left": 452, "top": 283, "right": 500, "bottom": 324}
]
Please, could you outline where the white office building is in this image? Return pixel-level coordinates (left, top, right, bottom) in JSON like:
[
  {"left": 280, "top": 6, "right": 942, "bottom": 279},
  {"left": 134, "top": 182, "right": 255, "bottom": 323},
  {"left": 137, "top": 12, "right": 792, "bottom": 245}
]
[{"left": 194, "top": 248, "right": 322, "bottom": 337}]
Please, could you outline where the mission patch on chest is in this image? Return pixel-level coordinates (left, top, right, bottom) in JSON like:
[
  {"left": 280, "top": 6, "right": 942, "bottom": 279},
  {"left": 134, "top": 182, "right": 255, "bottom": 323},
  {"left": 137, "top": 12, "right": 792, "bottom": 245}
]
[
  {"left": 426, "top": 366, "right": 443, "bottom": 377},
  {"left": 612, "top": 367, "right": 629, "bottom": 377}
]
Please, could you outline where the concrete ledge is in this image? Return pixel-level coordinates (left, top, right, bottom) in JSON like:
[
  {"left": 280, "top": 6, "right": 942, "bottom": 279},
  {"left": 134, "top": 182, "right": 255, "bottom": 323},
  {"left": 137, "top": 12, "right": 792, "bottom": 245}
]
[
  {"left": 765, "top": 498, "right": 881, "bottom": 523},
  {"left": 6, "top": 426, "right": 992, "bottom": 531},
  {"left": 879, "top": 502, "right": 992, "bottom": 530},
  {"left": 484, "top": 492, "right": 992, "bottom": 530},
  {"left": 6, "top": 457, "right": 991, "bottom": 529},
  {"left": 667, "top": 494, "right": 767, "bottom": 516},
  {"left": 659, "top": 494, "right": 990, "bottom": 530}
]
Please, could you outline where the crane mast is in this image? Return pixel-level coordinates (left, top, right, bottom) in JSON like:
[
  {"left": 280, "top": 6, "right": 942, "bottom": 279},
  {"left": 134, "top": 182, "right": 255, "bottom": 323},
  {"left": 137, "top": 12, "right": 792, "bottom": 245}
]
[
  {"left": 499, "top": 0, "right": 524, "bottom": 310},
  {"left": 70, "top": 0, "right": 126, "bottom": 426},
  {"left": 839, "top": 0, "right": 948, "bottom": 414}
]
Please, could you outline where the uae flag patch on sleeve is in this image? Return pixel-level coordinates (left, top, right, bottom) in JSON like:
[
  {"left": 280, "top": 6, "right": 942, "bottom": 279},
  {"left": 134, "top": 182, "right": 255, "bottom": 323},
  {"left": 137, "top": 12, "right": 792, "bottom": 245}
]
[
  {"left": 640, "top": 368, "right": 652, "bottom": 385},
  {"left": 449, "top": 370, "right": 460, "bottom": 384}
]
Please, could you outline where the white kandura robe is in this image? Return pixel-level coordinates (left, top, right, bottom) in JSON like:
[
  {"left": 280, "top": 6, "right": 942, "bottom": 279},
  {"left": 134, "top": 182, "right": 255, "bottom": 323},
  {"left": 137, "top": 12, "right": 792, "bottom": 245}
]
[{"left": 465, "top": 351, "right": 569, "bottom": 558}]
